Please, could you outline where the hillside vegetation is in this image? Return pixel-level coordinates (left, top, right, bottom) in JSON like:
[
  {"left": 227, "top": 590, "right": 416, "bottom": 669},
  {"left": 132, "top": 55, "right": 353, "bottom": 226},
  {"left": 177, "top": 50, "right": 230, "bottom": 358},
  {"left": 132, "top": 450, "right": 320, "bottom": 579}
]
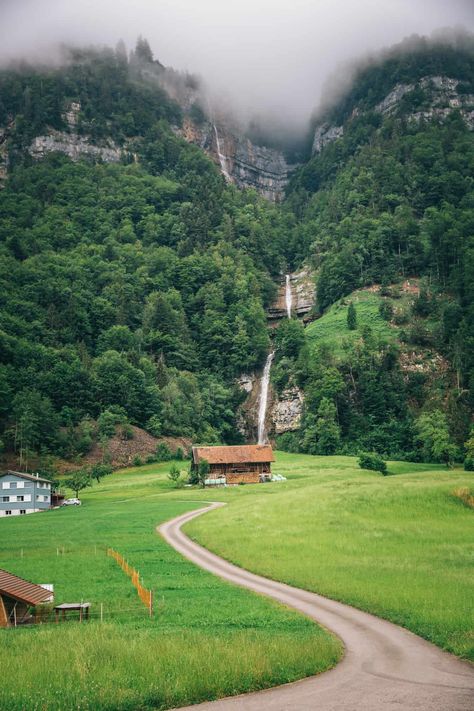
[{"left": 0, "top": 35, "right": 473, "bottom": 469}]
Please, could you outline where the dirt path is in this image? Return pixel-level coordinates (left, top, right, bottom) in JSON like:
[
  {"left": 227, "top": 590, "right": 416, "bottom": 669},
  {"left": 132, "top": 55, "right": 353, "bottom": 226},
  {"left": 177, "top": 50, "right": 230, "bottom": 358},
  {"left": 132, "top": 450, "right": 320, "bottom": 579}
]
[{"left": 159, "top": 503, "right": 474, "bottom": 711}]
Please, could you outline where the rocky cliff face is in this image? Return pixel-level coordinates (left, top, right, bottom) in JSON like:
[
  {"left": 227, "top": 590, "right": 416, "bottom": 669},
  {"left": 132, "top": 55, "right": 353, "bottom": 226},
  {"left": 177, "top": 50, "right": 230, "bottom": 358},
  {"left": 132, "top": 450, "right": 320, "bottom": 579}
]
[
  {"left": 177, "top": 117, "right": 291, "bottom": 202},
  {"left": 28, "top": 101, "right": 123, "bottom": 164},
  {"left": 312, "top": 75, "right": 474, "bottom": 155},
  {"left": 271, "top": 386, "right": 304, "bottom": 434},
  {"left": 267, "top": 268, "right": 316, "bottom": 323},
  {"left": 237, "top": 372, "right": 304, "bottom": 440}
]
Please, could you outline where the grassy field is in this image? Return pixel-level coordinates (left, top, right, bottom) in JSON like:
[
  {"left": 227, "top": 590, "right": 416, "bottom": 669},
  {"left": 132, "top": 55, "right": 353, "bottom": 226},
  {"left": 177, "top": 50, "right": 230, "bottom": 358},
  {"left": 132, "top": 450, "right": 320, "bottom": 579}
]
[
  {"left": 187, "top": 453, "right": 474, "bottom": 661},
  {"left": 306, "top": 289, "right": 402, "bottom": 355},
  {"left": 0, "top": 462, "right": 340, "bottom": 711},
  {"left": 2, "top": 454, "right": 472, "bottom": 710}
]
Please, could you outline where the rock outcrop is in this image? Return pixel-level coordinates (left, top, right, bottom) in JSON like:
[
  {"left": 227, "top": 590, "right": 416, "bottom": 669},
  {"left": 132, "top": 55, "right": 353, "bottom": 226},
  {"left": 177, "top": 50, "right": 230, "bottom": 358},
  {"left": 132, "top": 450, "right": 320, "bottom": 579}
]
[
  {"left": 26, "top": 101, "right": 123, "bottom": 165},
  {"left": 177, "top": 117, "right": 291, "bottom": 202},
  {"left": 271, "top": 386, "right": 304, "bottom": 434},
  {"left": 29, "top": 131, "right": 122, "bottom": 163},
  {"left": 267, "top": 268, "right": 316, "bottom": 323},
  {"left": 312, "top": 74, "right": 474, "bottom": 155}
]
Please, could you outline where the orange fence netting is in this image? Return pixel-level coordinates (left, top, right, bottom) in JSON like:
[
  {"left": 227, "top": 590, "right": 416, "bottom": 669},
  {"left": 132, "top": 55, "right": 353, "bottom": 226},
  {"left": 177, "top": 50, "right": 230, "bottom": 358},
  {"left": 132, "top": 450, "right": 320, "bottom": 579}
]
[{"left": 107, "top": 548, "right": 153, "bottom": 616}]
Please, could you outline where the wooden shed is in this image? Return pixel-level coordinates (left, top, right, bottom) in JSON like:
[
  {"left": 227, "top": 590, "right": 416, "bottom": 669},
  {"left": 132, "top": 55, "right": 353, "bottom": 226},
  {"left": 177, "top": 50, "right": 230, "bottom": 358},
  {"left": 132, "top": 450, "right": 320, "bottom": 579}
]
[
  {"left": 0, "top": 568, "right": 54, "bottom": 627},
  {"left": 192, "top": 445, "right": 274, "bottom": 485}
]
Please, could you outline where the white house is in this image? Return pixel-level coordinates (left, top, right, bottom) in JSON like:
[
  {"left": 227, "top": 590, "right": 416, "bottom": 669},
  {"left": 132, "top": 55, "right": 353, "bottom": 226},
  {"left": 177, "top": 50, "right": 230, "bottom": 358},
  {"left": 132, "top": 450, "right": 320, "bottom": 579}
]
[{"left": 0, "top": 471, "right": 52, "bottom": 517}]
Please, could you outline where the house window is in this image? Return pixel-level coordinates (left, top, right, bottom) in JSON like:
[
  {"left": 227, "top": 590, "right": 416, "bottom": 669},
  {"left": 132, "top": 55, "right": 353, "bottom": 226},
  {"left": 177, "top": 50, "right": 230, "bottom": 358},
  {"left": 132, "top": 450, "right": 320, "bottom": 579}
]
[
  {"left": 5, "top": 510, "right": 12, "bottom": 515},
  {"left": 20, "top": 510, "right": 26, "bottom": 515},
  {"left": 10, "top": 482, "right": 17, "bottom": 489},
  {"left": 17, "top": 481, "right": 24, "bottom": 489},
  {"left": 2, "top": 482, "right": 10, "bottom": 489},
  {"left": 17, "top": 496, "right": 24, "bottom": 502},
  {"left": 2, "top": 496, "right": 9, "bottom": 502}
]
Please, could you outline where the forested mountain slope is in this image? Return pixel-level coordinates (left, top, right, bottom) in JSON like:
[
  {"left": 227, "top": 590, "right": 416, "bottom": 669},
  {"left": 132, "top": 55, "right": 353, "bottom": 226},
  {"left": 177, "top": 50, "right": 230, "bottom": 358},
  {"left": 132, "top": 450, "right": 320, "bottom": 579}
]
[
  {"left": 0, "top": 43, "right": 293, "bottom": 467},
  {"left": 0, "top": 35, "right": 473, "bottom": 470},
  {"left": 277, "top": 35, "right": 474, "bottom": 462}
]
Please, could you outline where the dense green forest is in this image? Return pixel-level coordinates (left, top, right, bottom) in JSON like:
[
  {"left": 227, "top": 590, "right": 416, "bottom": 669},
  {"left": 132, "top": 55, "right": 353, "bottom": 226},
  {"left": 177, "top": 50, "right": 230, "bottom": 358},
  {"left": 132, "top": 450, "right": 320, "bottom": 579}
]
[{"left": 0, "top": 36, "right": 473, "bottom": 470}]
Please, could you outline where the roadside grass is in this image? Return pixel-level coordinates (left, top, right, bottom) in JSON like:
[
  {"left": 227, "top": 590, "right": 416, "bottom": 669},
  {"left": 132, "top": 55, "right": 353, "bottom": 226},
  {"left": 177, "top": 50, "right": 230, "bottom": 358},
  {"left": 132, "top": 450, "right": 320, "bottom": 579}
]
[
  {"left": 187, "top": 452, "right": 474, "bottom": 661},
  {"left": 0, "top": 460, "right": 340, "bottom": 711},
  {"left": 306, "top": 290, "right": 403, "bottom": 356}
]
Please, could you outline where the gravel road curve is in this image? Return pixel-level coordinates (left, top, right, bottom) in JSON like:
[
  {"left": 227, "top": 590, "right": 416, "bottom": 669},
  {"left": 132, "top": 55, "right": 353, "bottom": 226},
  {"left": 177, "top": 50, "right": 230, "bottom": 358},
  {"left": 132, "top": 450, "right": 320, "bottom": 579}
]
[{"left": 159, "top": 502, "right": 474, "bottom": 711}]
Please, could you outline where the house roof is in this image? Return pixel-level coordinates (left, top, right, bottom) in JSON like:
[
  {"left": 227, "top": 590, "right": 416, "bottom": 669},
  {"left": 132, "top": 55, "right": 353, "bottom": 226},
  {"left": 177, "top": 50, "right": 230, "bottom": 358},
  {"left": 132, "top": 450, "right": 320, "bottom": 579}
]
[
  {"left": 2, "top": 470, "right": 51, "bottom": 485},
  {"left": 0, "top": 569, "right": 54, "bottom": 606},
  {"left": 192, "top": 444, "right": 275, "bottom": 465}
]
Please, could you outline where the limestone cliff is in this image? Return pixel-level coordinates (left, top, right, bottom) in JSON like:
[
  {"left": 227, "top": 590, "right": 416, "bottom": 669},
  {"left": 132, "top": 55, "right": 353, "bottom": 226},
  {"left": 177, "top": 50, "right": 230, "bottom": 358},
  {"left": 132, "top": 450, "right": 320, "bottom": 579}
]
[
  {"left": 312, "top": 75, "right": 474, "bottom": 155},
  {"left": 267, "top": 268, "right": 316, "bottom": 324},
  {"left": 177, "top": 117, "right": 291, "bottom": 202}
]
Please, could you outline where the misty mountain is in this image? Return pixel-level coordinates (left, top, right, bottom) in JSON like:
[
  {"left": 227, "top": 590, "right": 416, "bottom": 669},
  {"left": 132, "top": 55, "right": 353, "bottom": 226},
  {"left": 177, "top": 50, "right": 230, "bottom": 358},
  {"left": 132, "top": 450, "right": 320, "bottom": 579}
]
[{"left": 0, "top": 34, "right": 473, "bottom": 469}]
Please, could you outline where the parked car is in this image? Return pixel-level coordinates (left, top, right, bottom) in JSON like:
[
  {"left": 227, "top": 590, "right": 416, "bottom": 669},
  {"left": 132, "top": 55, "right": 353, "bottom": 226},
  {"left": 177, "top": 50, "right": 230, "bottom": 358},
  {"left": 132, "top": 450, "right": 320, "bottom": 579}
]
[{"left": 61, "top": 498, "right": 81, "bottom": 506}]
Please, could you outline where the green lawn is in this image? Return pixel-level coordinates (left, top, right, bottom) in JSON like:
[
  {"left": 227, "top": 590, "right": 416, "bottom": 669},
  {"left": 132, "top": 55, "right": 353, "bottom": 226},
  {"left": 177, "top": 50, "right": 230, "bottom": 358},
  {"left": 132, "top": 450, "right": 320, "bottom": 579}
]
[
  {"left": 0, "top": 461, "right": 340, "bottom": 711},
  {"left": 2, "top": 453, "right": 472, "bottom": 711},
  {"left": 306, "top": 290, "right": 401, "bottom": 355},
  {"left": 187, "top": 452, "right": 474, "bottom": 661}
]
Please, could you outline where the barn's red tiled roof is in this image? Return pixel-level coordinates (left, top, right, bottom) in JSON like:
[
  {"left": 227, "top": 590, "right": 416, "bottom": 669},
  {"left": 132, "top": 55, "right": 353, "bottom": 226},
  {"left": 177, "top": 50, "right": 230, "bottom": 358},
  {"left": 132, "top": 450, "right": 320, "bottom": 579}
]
[
  {"left": 192, "top": 445, "right": 274, "bottom": 465},
  {"left": 0, "top": 569, "right": 53, "bottom": 606}
]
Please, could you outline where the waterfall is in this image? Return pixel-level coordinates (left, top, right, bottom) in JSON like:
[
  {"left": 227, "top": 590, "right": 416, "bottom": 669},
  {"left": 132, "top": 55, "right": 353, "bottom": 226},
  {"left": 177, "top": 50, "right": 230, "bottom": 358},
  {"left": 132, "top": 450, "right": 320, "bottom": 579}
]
[
  {"left": 213, "top": 123, "right": 231, "bottom": 181},
  {"left": 285, "top": 274, "right": 292, "bottom": 319},
  {"left": 258, "top": 351, "right": 274, "bottom": 444}
]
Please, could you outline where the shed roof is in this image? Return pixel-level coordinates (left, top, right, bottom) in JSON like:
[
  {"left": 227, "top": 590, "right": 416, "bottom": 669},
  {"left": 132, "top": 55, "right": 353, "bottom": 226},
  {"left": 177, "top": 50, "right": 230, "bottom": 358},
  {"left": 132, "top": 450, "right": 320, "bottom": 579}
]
[
  {"left": 0, "top": 569, "right": 54, "bottom": 606},
  {"left": 192, "top": 444, "right": 274, "bottom": 465},
  {"left": 2, "top": 470, "right": 51, "bottom": 485}
]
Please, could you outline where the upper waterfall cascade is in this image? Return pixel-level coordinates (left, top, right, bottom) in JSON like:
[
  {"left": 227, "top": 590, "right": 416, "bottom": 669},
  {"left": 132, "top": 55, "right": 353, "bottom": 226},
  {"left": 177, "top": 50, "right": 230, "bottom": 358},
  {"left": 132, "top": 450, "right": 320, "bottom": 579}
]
[{"left": 285, "top": 274, "right": 292, "bottom": 319}]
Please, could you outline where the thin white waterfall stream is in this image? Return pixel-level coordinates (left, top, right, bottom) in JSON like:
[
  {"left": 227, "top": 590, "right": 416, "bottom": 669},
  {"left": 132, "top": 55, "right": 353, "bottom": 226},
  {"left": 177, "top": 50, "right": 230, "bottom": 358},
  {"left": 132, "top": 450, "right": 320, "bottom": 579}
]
[
  {"left": 257, "top": 351, "right": 275, "bottom": 444},
  {"left": 213, "top": 123, "right": 231, "bottom": 181},
  {"left": 285, "top": 274, "right": 292, "bottom": 318}
]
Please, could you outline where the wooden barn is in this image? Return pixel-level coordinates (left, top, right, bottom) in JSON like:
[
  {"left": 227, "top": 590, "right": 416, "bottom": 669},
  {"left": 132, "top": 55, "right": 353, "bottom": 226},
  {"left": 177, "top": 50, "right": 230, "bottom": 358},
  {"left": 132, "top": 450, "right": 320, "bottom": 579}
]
[
  {"left": 192, "top": 445, "right": 274, "bottom": 485},
  {"left": 0, "top": 568, "right": 54, "bottom": 627}
]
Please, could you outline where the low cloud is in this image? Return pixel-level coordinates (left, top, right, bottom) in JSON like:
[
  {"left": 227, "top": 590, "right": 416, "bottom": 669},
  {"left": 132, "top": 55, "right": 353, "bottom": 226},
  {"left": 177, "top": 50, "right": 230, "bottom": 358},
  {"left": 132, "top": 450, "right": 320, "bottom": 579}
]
[{"left": 0, "top": 0, "right": 473, "bottom": 133}]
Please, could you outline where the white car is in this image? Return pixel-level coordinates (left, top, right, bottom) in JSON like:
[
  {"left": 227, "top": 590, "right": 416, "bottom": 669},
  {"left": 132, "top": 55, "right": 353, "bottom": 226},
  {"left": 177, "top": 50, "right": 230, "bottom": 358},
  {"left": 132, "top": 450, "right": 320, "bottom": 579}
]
[{"left": 61, "top": 498, "right": 82, "bottom": 506}]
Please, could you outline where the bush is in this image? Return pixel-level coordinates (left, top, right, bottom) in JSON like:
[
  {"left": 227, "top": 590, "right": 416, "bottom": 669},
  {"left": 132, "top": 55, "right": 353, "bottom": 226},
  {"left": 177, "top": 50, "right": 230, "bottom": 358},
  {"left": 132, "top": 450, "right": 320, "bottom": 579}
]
[
  {"left": 358, "top": 452, "right": 388, "bottom": 475},
  {"left": 464, "top": 456, "right": 474, "bottom": 472},
  {"left": 379, "top": 300, "right": 393, "bottom": 321},
  {"left": 132, "top": 455, "right": 143, "bottom": 467},
  {"left": 146, "top": 454, "right": 157, "bottom": 464},
  {"left": 174, "top": 447, "right": 184, "bottom": 460},
  {"left": 168, "top": 463, "right": 184, "bottom": 488},
  {"left": 156, "top": 442, "right": 173, "bottom": 462}
]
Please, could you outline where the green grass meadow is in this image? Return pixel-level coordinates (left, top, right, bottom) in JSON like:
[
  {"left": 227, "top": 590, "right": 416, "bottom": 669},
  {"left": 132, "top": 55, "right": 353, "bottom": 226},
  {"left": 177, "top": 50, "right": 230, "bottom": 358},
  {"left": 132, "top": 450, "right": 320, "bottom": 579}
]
[
  {"left": 0, "top": 461, "right": 340, "bottom": 711},
  {"left": 1, "top": 453, "right": 472, "bottom": 711},
  {"left": 187, "top": 453, "right": 474, "bottom": 661},
  {"left": 306, "top": 290, "right": 402, "bottom": 355}
]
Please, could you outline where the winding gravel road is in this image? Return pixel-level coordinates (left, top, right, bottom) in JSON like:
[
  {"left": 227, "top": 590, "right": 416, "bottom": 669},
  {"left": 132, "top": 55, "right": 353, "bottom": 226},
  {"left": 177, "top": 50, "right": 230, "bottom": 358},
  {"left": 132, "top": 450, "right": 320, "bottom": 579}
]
[{"left": 159, "top": 502, "right": 474, "bottom": 711}]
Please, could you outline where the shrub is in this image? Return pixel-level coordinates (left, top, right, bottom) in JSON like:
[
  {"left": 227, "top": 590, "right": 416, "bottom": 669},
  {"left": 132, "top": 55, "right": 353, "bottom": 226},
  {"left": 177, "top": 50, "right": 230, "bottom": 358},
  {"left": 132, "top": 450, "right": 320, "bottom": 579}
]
[
  {"left": 132, "top": 455, "right": 143, "bottom": 467},
  {"left": 379, "top": 300, "right": 393, "bottom": 321},
  {"left": 464, "top": 456, "right": 474, "bottom": 472},
  {"left": 156, "top": 442, "right": 173, "bottom": 462},
  {"left": 174, "top": 447, "right": 184, "bottom": 461},
  {"left": 146, "top": 454, "right": 157, "bottom": 464},
  {"left": 168, "top": 463, "right": 183, "bottom": 488},
  {"left": 358, "top": 452, "right": 388, "bottom": 475}
]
